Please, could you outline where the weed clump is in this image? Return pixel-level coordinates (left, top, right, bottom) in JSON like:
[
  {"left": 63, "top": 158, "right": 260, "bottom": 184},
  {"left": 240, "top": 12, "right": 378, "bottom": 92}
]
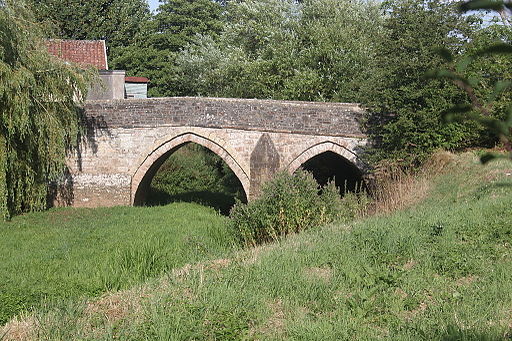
[{"left": 230, "top": 170, "right": 367, "bottom": 246}]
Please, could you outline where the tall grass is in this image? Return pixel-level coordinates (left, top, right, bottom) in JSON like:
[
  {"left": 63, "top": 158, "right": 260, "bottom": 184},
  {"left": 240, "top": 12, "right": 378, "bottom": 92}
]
[
  {"left": 3, "top": 151, "right": 512, "bottom": 341},
  {"left": 367, "top": 150, "right": 456, "bottom": 214},
  {"left": 0, "top": 203, "right": 235, "bottom": 325},
  {"left": 4, "top": 152, "right": 510, "bottom": 340}
]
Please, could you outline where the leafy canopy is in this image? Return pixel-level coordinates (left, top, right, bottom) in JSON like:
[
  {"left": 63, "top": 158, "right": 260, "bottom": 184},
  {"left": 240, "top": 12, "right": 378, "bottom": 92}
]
[
  {"left": 27, "top": 0, "right": 151, "bottom": 61},
  {"left": 430, "top": 0, "right": 512, "bottom": 163},
  {"left": 111, "top": 0, "right": 224, "bottom": 97},
  {"left": 359, "top": 0, "right": 487, "bottom": 165},
  {"left": 174, "top": 0, "right": 382, "bottom": 101},
  {"left": 0, "top": 0, "right": 90, "bottom": 219}
]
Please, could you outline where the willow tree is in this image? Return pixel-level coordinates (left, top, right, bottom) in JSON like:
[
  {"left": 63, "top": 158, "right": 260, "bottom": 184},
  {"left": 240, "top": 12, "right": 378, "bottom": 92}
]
[{"left": 0, "top": 0, "right": 90, "bottom": 219}]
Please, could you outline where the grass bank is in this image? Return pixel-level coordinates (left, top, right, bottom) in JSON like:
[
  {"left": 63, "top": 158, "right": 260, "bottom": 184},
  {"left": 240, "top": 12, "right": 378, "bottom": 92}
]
[
  {"left": 3, "top": 152, "right": 512, "bottom": 340},
  {"left": 0, "top": 203, "right": 235, "bottom": 325}
]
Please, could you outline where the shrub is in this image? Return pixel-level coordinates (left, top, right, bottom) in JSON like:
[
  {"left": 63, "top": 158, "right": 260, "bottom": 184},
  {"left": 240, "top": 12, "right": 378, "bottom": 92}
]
[{"left": 229, "top": 170, "right": 368, "bottom": 246}]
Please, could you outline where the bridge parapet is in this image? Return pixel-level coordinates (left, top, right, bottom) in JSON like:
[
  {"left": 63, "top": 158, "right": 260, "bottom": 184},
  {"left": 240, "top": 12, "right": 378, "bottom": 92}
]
[{"left": 84, "top": 97, "right": 365, "bottom": 138}]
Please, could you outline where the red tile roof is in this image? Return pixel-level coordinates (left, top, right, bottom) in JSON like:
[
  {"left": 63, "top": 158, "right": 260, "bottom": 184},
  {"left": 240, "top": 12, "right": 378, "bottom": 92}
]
[
  {"left": 125, "top": 76, "right": 150, "bottom": 83},
  {"left": 45, "top": 39, "right": 108, "bottom": 70}
]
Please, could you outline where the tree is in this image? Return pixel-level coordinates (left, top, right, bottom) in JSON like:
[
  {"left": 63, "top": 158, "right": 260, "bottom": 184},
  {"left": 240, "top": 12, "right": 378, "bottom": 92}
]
[
  {"left": 152, "top": 0, "right": 223, "bottom": 51},
  {"left": 175, "top": 0, "right": 301, "bottom": 99},
  {"left": 359, "top": 0, "right": 483, "bottom": 165},
  {"left": 111, "top": 0, "right": 224, "bottom": 97},
  {"left": 0, "top": 0, "right": 90, "bottom": 219},
  {"left": 298, "top": 0, "right": 382, "bottom": 101},
  {"left": 429, "top": 0, "right": 512, "bottom": 163},
  {"left": 27, "top": 0, "right": 151, "bottom": 61},
  {"left": 174, "top": 0, "right": 381, "bottom": 101}
]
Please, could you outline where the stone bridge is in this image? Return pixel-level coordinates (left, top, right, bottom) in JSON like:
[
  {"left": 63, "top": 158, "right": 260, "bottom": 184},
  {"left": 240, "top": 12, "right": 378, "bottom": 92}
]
[{"left": 62, "top": 97, "right": 367, "bottom": 207}]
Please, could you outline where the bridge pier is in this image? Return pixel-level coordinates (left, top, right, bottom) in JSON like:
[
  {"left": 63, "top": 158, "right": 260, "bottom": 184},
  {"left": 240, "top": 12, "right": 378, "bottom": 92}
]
[{"left": 248, "top": 133, "right": 280, "bottom": 199}]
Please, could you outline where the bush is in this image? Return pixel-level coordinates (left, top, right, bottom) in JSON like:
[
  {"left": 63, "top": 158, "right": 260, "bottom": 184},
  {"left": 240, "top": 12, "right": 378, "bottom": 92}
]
[{"left": 229, "top": 170, "right": 368, "bottom": 246}]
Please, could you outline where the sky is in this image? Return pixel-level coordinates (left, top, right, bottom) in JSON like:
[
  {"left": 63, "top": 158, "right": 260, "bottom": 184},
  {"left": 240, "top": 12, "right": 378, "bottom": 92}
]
[{"left": 148, "top": 0, "right": 159, "bottom": 12}]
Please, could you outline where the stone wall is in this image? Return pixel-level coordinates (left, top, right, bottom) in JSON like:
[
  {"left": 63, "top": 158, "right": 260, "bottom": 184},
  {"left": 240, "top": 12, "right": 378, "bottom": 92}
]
[
  {"left": 84, "top": 97, "right": 365, "bottom": 137},
  {"left": 64, "top": 97, "right": 367, "bottom": 207}
]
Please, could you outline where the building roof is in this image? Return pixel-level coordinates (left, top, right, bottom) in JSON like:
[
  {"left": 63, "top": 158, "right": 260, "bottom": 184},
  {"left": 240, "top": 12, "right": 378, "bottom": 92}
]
[
  {"left": 45, "top": 39, "right": 108, "bottom": 70},
  {"left": 125, "top": 76, "right": 150, "bottom": 83}
]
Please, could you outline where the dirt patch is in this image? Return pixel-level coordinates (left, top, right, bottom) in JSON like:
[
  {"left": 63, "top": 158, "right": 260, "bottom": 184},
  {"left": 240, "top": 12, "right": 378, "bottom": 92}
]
[
  {"left": 401, "top": 295, "right": 433, "bottom": 321},
  {"left": 304, "top": 267, "right": 333, "bottom": 282},
  {"left": 249, "top": 299, "right": 286, "bottom": 338},
  {"left": 455, "top": 275, "right": 478, "bottom": 287},
  {"left": 207, "top": 258, "right": 231, "bottom": 270},
  {"left": 264, "top": 300, "right": 286, "bottom": 333},
  {"left": 172, "top": 263, "right": 195, "bottom": 279},
  {"left": 485, "top": 168, "right": 512, "bottom": 181},
  {"left": 499, "top": 308, "right": 512, "bottom": 332},
  {"left": 334, "top": 290, "right": 353, "bottom": 301},
  {"left": 172, "top": 258, "right": 231, "bottom": 280},
  {"left": 1, "top": 316, "right": 38, "bottom": 341},
  {"left": 403, "top": 259, "right": 417, "bottom": 270},
  {"left": 395, "top": 288, "right": 408, "bottom": 299},
  {"left": 240, "top": 244, "right": 273, "bottom": 265},
  {"left": 84, "top": 288, "right": 147, "bottom": 323},
  {"left": 403, "top": 302, "right": 428, "bottom": 321}
]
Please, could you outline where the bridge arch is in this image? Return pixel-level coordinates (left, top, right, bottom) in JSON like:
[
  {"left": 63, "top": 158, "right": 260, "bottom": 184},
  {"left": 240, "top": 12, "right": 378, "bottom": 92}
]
[
  {"left": 287, "top": 141, "right": 361, "bottom": 174},
  {"left": 287, "top": 141, "right": 364, "bottom": 192},
  {"left": 131, "top": 132, "right": 250, "bottom": 206}
]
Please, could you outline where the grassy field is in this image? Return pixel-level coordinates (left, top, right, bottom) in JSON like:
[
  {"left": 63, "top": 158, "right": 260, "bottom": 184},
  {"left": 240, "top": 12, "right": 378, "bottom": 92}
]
[
  {"left": 2, "top": 152, "right": 512, "bottom": 340},
  {"left": 0, "top": 203, "right": 236, "bottom": 325}
]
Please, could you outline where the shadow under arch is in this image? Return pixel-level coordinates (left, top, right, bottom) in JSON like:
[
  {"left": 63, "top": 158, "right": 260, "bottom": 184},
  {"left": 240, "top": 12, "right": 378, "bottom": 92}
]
[
  {"left": 131, "top": 133, "right": 250, "bottom": 206},
  {"left": 287, "top": 141, "right": 365, "bottom": 192}
]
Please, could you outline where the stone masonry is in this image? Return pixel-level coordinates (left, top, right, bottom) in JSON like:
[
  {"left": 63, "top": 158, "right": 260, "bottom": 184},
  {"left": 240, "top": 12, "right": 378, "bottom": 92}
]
[{"left": 61, "top": 97, "right": 367, "bottom": 207}]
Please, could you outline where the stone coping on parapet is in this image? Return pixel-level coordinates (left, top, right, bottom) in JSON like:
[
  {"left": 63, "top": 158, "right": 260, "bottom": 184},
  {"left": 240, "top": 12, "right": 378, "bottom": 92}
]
[
  {"left": 85, "top": 96, "right": 363, "bottom": 109},
  {"left": 83, "top": 96, "right": 366, "bottom": 138}
]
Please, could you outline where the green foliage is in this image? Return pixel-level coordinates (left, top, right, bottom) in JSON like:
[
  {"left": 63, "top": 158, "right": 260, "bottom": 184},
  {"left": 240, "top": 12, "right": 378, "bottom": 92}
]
[
  {"left": 10, "top": 152, "right": 512, "bottom": 340},
  {"left": 0, "top": 135, "right": 6, "bottom": 218},
  {"left": 148, "top": 144, "right": 245, "bottom": 214},
  {"left": 174, "top": 0, "right": 381, "bottom": 101},
  {"left": 430, "top": 0, "right": 512, "bottom": 163},
  {"left": 360, "top": 0, "right": 483, "bottom": 166},
  {"left": 153, "top": 0, "right": 224, "bottom": 51},
  {"left": 0, "top": 1, "right": 90, "bottom": 219},
  {"left": 27, "top": 0, "right": 151, "bottom": 61},
  {"left": 112, "top": 0, "right": 224, "bottom": 97},
  {"left": 334, "top": 190, "right": 372, "bottom": 222},
  {"left": 0, "top": 203, "right": 234, "bottom": 324},
  {"left": 230, "top": 170, "right": 362, "bottom": 246},
  {"left": 152, "top": 144, "right": 231, "bottom": 195}
]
